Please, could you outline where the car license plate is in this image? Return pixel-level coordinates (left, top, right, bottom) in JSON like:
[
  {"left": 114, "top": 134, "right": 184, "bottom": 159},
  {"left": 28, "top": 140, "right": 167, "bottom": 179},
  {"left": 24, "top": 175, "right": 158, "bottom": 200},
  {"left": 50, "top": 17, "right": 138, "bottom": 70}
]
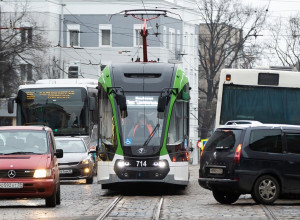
[
  {"left": 0, "top": 182, "right": 23, "bottom": 189},
  {"left": 60, "top": 169, "right": 73, "bottom": 174},
  {"left": 209, "top": 168, "right": 223, "bottom": 174}
]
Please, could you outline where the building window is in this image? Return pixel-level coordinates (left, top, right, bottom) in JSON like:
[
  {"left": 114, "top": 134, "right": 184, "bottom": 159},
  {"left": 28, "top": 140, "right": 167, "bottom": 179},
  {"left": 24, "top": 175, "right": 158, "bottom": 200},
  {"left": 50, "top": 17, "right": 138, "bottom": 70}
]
[
  {"left": 134, "top": 24, "right": 142, "bottom": 47},
  {"left": 67, "top": 24, "right": 80, "bottom": 47},
  {"left": 177, "top": 30, "right": 181, "bottom": 50},
  {"left": 169, "top": 28, "right": 175, "bottom": 51},
  {"left": 21, "top": 27, "right": 33, "bottom": 44},
  {"left": 20, "top": 64, "right": 33, "bottom": 82},
  {"left": 99, "top": 24, "right": 112, "bottom": 47}
]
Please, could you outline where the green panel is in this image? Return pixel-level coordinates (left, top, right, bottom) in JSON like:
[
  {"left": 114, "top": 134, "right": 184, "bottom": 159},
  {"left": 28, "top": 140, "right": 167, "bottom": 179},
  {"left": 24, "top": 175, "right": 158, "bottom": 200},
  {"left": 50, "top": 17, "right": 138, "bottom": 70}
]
[
  {"left": 99, "top": 66, "right": 124, "bottom": 156},
  {"left": 160, "top": 65, "right": 189, "bottom": 156}
]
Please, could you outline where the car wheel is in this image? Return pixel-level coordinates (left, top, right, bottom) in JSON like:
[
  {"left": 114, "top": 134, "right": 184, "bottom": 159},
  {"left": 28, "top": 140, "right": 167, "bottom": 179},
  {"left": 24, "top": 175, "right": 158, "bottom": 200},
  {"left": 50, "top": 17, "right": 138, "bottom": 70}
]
[
  {"left": 45, "top": 185, "right": 57, "bottom": 207},
  {"left": 212, "top": 190, "right": 240, "bottom": 204},
  {"left": 86, "top": 176, "right": 93, "bottom": 184},
  {"left": 252, "top": 175, "right": 279, "bottom": 205},
  {"left": 56, "top": 183, "right": 61, "bottom": 205}
]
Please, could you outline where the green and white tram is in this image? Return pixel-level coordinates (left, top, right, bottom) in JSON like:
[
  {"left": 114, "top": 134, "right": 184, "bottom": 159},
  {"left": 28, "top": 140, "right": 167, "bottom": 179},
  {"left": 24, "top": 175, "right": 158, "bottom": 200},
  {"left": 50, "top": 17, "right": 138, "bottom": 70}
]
[{"left": 97, "top": 62, "right": 190, "bottom": 189}]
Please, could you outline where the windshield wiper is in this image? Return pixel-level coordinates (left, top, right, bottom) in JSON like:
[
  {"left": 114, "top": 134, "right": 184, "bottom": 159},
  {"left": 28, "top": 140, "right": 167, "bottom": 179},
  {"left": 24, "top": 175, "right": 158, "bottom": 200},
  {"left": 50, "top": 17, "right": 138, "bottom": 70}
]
[
  {"left": 143, "top": 124, "right": 160, "bottom": 147},
  {"left": 4, "top": 152, "right": 40, "bottom": 155}
]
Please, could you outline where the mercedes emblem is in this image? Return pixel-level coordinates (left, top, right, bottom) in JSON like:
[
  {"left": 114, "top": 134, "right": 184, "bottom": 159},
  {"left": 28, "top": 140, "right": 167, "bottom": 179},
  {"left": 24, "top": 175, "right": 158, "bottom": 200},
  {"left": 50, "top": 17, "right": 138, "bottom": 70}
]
[{"left": 8, "top": 170, "right": 16, "bottom": 178}]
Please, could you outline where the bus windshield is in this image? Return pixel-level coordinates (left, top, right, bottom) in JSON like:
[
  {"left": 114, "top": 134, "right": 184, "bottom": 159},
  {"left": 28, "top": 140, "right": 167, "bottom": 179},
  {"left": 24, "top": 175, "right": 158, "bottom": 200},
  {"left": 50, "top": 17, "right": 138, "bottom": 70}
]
[
  {"left": 220, "top": 84, "right": 300, "bottom": 125},
  {"left": 17, "top": 88, "right": 89, "bottom": 136},
  {"left": 121, "top": 95, "right": 164, "bottom": 147}
]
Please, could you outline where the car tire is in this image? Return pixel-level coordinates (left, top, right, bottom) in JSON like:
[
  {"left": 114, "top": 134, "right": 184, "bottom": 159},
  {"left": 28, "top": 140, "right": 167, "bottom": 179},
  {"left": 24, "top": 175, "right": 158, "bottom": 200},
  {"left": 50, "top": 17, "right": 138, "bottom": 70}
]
[
  {"left": 212, "top": 190, "right": 240, "bottom": 204},
  {"left": 45, "top": 185, "right": 57, "bottom": 207},
  {"left": 252, "top": 175, "right": 280, "bottom": 205},
  {"left": 56, "top": 183, "right": 61, "bottom": 205},
  {"left": 86, "top": 176, "right": 93, "bottom": 184}
]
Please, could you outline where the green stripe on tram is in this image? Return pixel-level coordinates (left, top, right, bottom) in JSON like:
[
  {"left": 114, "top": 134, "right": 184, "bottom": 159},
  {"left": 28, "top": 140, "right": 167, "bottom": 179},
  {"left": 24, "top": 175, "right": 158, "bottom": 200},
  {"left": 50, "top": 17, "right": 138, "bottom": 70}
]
[{"left": 160, "top": 65, "right": 189, "bottom": 156}]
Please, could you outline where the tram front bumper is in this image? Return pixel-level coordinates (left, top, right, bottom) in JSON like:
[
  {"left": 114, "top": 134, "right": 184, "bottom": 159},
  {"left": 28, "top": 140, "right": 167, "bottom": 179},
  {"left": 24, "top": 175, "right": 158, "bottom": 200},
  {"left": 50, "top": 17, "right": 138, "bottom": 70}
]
[
  {"left": 97, "top": 160, "right": 189, "bottom": 186},
  {"left": 113, "top": 159, "right": 170, "bottom": 180}
]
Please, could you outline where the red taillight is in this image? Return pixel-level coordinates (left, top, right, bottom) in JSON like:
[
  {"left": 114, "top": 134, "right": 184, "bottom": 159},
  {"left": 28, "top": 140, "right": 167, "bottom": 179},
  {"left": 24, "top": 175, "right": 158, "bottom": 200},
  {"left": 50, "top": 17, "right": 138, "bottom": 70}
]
[
  {"left": 172, "top": 156, "right": 176, "bottom": 162},
  {"left": 234, "top": 144, "right": 242, "bottom": 164}
]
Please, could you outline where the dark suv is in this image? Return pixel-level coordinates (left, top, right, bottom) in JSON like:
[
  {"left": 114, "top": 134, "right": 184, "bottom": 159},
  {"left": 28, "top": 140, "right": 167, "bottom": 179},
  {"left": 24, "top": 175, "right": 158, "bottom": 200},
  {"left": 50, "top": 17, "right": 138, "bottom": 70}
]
[{"left": 198, "top": 124, "right": 300, "bottom": 205}]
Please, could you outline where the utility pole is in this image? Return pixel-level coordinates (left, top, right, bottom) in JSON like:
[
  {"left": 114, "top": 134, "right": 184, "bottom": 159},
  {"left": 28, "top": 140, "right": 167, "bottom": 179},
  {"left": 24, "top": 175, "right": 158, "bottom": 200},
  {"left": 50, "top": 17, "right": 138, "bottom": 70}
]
[{"left": 59, "top": 0, "right": 65, "bottom": 78}]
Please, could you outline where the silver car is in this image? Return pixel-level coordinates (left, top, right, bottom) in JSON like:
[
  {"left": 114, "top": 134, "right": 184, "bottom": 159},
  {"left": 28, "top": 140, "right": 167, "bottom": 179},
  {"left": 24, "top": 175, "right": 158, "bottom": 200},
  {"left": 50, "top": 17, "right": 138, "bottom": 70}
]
[{"left": 55, "top": 137, "right": 94, "bottom": 184}]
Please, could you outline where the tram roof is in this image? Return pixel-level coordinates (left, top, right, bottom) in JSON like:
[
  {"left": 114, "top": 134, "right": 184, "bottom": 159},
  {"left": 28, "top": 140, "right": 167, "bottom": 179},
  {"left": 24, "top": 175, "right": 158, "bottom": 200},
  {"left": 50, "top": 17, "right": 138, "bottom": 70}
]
[{"left": 109, "top": 62, "right": 179, "bottom": 92}]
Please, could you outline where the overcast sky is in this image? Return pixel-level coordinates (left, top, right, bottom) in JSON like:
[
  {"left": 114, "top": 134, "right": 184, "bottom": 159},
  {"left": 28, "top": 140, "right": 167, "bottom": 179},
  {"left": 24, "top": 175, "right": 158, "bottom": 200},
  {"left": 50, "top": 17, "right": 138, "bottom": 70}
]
[{"left": 245, "top": 0, "right": 300, "bottom": 18}]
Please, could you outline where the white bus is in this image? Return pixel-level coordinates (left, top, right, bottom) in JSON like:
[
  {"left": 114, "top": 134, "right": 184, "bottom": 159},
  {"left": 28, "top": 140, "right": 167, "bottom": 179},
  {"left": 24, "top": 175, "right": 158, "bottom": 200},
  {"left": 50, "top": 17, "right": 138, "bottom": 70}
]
[
  {"left": 215, "top": 68, "right": 300, "bottom": 128},
  {"left": 8, "top": 79, "right": 98, "bottom": 137}
]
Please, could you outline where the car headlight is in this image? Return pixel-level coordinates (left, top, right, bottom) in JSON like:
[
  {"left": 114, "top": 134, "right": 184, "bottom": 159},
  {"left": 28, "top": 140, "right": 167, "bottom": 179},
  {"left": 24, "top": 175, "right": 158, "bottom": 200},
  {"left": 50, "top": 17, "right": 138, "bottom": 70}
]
[
  {"left": 33, "top": 169, "right": 51, "bottom": 178},
  {"left": 81, "top": 157, "right": 92, "bottom": 165}
]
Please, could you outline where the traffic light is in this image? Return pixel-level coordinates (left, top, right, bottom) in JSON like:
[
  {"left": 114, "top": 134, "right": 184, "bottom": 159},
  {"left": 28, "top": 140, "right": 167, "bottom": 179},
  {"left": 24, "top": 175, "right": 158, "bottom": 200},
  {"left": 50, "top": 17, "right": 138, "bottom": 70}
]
[{"left": 68, "top": 66, "right": 79, "bottom": 78}]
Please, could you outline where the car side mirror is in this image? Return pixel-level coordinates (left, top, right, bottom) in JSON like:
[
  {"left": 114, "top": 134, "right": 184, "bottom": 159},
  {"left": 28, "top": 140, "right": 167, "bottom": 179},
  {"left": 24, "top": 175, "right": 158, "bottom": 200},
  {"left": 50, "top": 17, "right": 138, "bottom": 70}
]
[
  {"left": 8, "top": 98, "right": 15, "bottom": 114},
  {"left": 55, "top": 149, "right": 63, "bottom": 158}
]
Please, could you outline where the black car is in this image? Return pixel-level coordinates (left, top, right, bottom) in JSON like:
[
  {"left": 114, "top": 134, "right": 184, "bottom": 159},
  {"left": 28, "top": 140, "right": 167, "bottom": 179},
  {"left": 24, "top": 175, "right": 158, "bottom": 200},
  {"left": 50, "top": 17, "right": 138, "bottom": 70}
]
[{"left": 199, "top": 124, "right": 300, "bottom": 204}]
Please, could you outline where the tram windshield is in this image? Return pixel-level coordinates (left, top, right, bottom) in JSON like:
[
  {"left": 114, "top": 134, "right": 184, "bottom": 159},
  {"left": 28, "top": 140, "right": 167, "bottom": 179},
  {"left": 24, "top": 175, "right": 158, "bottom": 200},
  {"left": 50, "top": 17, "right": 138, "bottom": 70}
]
[
  {"left": 17, "top": 88, "right": 89, "bottom": 136},
  {"left": 121, "top": 95, "right": 164, "bottom": 147}
]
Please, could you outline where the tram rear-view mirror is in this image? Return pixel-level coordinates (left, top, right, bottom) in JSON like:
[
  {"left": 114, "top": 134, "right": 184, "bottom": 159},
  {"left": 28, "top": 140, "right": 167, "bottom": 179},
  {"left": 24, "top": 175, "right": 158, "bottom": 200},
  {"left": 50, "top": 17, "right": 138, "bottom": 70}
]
[
  {"left": 157, "top": 96, "right": 167, "bottom": 112},
  {"left": 8, "top": 98, "right": 15, "bottom": 114},
  {"left": 89, "top": 97, "right": 96, "bottom": 111},
  {"left": 117, "top": 94, "right": 127, "bottom": 111}
]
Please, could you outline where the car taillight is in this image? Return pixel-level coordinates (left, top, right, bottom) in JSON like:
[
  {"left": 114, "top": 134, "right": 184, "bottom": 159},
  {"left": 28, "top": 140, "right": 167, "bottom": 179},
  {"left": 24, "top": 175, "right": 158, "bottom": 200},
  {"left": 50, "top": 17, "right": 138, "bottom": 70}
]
[
  {"left": 200, "top": 143, "right": 206, "bottom": 158},
  {"left": 234, "top": 144, "right": 242, "bottom": 164}
]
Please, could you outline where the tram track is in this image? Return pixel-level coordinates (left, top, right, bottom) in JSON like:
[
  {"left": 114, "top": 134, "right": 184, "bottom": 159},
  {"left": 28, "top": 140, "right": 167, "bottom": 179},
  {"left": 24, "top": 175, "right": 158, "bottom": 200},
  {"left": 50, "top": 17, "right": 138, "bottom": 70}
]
[
  {"left": 96, "top": 195, "right": 164, "bottom": 220},
  {"left": 260, "top": 204, "right": 278, "bottom": 220}
]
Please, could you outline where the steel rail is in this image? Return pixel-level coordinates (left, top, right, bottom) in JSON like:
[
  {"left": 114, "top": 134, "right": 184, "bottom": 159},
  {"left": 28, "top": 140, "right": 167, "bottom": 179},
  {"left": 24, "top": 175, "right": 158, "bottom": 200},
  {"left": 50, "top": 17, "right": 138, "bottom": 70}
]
[
  {"left": 152, "top": 196, "right": 164, "bottom": 220},
  {"left": 96, "top": 195, "right": 123, "bottom": 220},
  {"left": 260, "top": 204, "right": 278, "bottom": 220}
]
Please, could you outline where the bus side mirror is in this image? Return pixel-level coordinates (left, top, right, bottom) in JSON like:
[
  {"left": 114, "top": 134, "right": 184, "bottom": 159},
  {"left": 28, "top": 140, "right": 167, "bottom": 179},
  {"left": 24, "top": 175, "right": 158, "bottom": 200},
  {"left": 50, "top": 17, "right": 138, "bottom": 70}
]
[
  {"left": 157, "top": 96, "right": 167, "bottom": 112},
  {"left": 89, "top": 97, "right": 96, "bottom": 111},
  {"left": 8, "top": 98, "right": 15, "bottom": 114}
]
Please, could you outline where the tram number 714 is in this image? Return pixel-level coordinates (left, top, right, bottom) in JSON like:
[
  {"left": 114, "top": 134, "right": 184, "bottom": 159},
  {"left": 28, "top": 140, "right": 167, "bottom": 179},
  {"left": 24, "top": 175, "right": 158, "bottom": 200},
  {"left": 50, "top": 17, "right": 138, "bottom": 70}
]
[{"left": 136, "top": 161, "right": 147, "bottom": 167}]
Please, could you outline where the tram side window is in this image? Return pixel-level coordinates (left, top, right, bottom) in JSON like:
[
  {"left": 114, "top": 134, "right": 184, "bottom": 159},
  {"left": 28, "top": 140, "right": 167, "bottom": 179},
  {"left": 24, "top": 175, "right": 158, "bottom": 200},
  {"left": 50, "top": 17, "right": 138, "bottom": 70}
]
[
  {"left": 99, "top": 86, "right": 117, "bottom": 160},
  {"left": 167, "top": 86, "right": 189, "bottom": 145},
  {"left": 167, "top": 101, "right": 183, "bottom": 144}
]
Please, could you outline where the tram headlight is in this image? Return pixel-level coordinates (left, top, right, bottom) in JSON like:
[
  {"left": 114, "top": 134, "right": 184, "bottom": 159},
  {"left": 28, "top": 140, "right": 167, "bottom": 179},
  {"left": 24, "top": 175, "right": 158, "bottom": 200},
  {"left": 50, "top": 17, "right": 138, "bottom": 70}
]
[
  {"left": 116, "top": 160, "right": 130, "bottom": 168},
  {"left": 153, "top": 160, "right": 168, "bottom": 168},
  {"left": 117, "top": 160, "right": 125, "bottom": 168},
  {"left": 158, "top": 160, "right": 167, "bottom": 168}
]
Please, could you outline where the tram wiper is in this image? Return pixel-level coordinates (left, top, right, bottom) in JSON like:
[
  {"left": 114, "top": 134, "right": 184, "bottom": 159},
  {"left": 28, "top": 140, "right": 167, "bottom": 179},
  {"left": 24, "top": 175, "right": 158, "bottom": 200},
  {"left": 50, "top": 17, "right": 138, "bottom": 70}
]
[{"left": 143, "top": 123, "right": 160, "bottom": 147}]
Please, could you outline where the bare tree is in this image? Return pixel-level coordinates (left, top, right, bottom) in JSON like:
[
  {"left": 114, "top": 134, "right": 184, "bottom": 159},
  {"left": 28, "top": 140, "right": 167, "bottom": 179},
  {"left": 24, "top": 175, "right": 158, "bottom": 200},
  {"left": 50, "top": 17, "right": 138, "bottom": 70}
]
[
  {"left": 0, "top": 2, "right": 51, "bottom": 98},
  {"left": 265, "top": 13, "right": 300, "bottom": 70},
  {"left": 197, "top": 0, "right": 268, "bottom": 138}
]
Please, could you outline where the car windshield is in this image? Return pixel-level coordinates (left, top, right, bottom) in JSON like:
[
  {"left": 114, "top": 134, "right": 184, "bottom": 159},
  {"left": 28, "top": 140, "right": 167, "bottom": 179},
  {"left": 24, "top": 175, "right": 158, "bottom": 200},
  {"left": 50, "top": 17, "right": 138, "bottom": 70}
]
[
  {"left": 0, "top": 130, "right": 48, "bottom": 154},
  {"left": 56, "top": 140, "right": 86, "bottom": 153},
  {"left": 204, "top": 129, "right": 243, "bottom": 151}
]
